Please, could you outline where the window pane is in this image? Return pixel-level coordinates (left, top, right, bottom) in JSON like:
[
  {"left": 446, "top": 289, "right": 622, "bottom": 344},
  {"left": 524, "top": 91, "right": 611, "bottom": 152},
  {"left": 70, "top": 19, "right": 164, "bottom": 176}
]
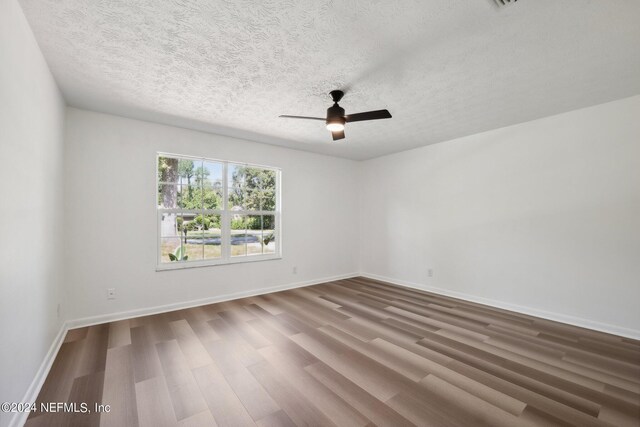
[
  {"left": 262, "top": 215, "right": 276, "bottom": 255},
  {"left": 230, "top": 215, "right": 248, "bottom": 257},
  {"left": 228, "top": 163, "right": 247, "bottom": 189},
  {"left": 229, "top": 165, "right": 276, "bottom": 191},
  {"left": 203, "top": 187, "right": 222, "bottom": 210},
  {"left": 260, "top": 190, "right": 276, "bottom": 211},
  {"left": 203, "top": 161, "right": 223, "bottom": 187},
  {"left": 200, "top": 214, "right": 222, "bottom": 259},
  {"left": 163, "top": 212, "right": 208, "bottom": 237},
  {"left": 160, "top": 212, "right": 182, "bottom": 237},
  {"left": 179, "top": 185, "right": 202, "bottom": 209},
  {"left": 259, "top": 169, "right": 277, "bottom": 191},
  {"left": 158, "top": 156, "right": 181, "bottom": 184},
  {"left": 228, "top": 187, "right": 245, "bottom": 210},
  {"left": 245, "top": 190, "right": 262, "bottom": 211},
  {"left": 160, "top": 237, "right": 203, "bottom": 262},
  {"left": 227, "top": 189, "right": 265, "bottom": 211},
  {"left": 158, "top": 184, "right": 201, "bottom": 209},
  {"left": 246, "top": 215, "right": 263, "bottom": 256},
  {"left": 177, "top": 158, "right": 201, "bottom": 187},
  {"left": 161, "top": 238, "right": 184, "bottom": 262},
  {"left": 184, "top": 240, "right": 204, "bottom": 261},
  {"left": 158, "top": 184, "right": 178, "bottom": 208}
]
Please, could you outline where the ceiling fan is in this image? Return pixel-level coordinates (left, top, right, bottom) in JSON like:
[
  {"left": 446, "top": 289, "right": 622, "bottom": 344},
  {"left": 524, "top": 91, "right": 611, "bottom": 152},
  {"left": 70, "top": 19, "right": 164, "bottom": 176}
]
[{"left": 279, "top": 90, "right": 392, "bottom": 141}]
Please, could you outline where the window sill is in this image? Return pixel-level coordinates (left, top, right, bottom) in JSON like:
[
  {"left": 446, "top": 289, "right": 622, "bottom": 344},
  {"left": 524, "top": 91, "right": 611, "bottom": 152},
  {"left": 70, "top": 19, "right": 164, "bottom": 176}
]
[{"left": 156, "top": 254, "right": 282, "bottom": 271}]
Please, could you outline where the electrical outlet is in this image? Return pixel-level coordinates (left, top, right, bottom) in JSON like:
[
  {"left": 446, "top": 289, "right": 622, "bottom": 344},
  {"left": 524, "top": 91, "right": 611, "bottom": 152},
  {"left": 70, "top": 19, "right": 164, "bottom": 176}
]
[
  {"left": 292, "top": 266, "right": 297, "bottom": 274},
  {"left": 428, "top": 269, "right": 433, "bottom": 277},
  {"left": 107, "top": 288, "right": 116, "bottom": 300}
]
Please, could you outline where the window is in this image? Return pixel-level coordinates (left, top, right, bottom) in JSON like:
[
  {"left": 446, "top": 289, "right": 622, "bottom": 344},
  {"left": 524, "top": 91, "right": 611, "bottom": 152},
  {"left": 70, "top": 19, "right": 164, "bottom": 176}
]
[{"left": 157, "top": 153, "right": 280, "bottom": 269}]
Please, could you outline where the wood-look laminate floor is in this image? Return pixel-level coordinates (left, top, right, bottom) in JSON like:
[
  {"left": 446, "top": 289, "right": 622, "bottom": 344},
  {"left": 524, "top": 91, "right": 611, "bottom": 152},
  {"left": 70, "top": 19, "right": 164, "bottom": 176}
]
[{"left": 26, "top": 277, "right": 640, "bottom": 427}]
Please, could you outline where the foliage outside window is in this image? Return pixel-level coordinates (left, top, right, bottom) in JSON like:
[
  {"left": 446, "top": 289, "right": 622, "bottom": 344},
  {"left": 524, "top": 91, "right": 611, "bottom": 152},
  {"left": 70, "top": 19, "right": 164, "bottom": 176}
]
[{"left": 157, "top": 153, "right": 280, "bottom": 268}]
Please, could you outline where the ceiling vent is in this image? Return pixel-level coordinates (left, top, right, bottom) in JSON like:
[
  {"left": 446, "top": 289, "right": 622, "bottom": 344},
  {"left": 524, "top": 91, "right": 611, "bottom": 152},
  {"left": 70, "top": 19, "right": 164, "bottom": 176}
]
[{"left": 494, "top": 0, "right": 518, "bottom": 6}]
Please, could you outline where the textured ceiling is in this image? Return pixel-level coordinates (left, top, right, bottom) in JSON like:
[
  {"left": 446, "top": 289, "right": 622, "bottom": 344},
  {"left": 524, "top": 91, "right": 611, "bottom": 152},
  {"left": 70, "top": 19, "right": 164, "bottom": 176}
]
[{"left": 18, "top": 0, "right": 640, "bottom": 160}]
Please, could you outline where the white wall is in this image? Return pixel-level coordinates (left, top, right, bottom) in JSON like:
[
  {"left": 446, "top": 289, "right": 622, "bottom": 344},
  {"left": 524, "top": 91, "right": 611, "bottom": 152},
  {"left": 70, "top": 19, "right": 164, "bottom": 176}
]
[
  {"left": 63, "top": 108, "right": 360, "bottom": 321},
  {"left": 0, "top": 0, "right": 67, "bottom": 425},
  {"left": 361, "top": 95, "right": 640, "bottom": 337}
]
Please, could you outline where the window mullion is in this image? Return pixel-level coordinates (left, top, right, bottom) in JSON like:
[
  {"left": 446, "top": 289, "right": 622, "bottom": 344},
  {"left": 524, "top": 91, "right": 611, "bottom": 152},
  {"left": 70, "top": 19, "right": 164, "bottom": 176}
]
[
  {"left": 157, "top": 210, "right": 162, "bottom": 265},
  {"left": 200, "top": 166, "right": 205, "bottom": 261},
  {"left": 222, "top": 162, "right": 231, "bottom": 260}
]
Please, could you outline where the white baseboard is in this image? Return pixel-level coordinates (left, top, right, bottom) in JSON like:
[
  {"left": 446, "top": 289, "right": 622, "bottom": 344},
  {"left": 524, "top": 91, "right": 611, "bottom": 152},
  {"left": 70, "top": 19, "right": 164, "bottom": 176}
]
[
  {"left": 360, "top": 272, "right": 640, "bottom": 340},
  {"left": 66, "top": 272, "right": 360, "bottom": 329},
  {"left": 9, "top": 321, "right": 69, "bottom": 427}
]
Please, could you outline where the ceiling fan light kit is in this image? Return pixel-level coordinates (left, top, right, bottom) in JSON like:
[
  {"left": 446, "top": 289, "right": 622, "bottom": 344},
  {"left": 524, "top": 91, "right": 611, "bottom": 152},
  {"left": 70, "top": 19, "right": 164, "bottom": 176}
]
[
  {"left": 326, "top": 121, "right": 345, "bottom": 132},
  {"left": 280, "top": 89, "right": 392, "bottom": 141}
]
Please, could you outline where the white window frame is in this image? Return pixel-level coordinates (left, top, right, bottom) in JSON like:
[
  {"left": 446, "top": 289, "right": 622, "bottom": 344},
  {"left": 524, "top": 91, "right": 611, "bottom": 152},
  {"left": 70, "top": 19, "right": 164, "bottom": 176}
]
[{"left": 156, "top": 152, "right": 281, "bottom": 271}]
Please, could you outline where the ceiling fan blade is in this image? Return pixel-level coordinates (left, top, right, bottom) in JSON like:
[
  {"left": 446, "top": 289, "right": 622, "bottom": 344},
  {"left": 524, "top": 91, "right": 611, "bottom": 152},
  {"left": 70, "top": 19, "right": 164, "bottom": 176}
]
[
  {"left": 344, "top": 109, "right": 392, "bottom": 123},
  {"left": 332, "top": 130, "right": 345, "bottom": 141},
  {"left": 279, "top": 115, "right": 325, "bottom": 121}
]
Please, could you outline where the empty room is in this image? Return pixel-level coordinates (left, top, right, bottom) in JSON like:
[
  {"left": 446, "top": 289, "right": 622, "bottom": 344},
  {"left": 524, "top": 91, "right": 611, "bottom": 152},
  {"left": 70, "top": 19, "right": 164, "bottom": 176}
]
[{"left": 2, "top": 0, "right": 640, "bottom": 426}]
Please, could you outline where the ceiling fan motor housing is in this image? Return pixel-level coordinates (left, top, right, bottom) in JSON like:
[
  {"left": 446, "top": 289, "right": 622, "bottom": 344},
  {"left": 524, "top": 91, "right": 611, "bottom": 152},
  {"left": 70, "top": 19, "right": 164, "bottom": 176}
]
[{"left": 326, "top": 104, "right": 345, "bottom": 126}]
